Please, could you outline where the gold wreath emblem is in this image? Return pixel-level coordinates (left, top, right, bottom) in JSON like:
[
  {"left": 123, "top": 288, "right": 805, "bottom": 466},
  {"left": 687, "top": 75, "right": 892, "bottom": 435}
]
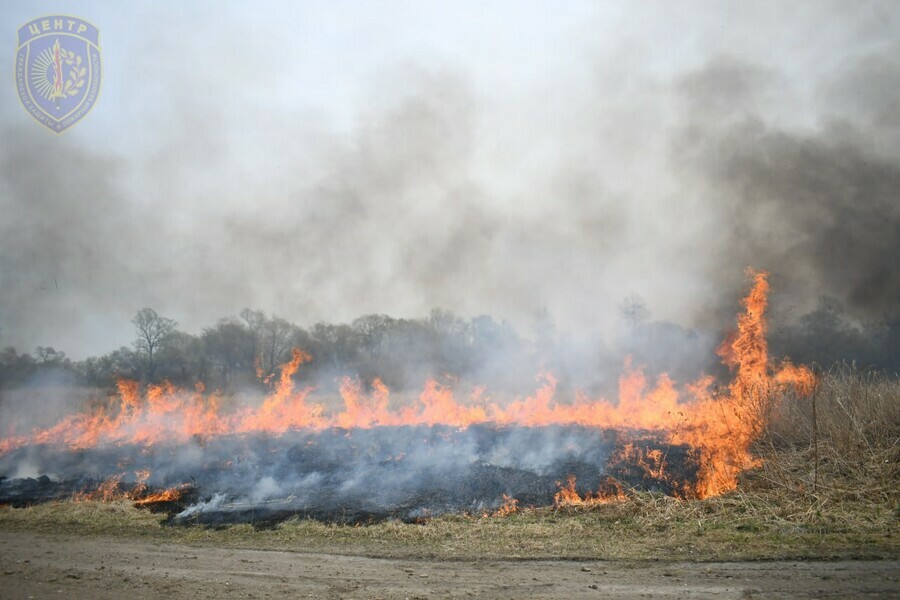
[
  {"left": 31, "top": 39, "right": 87, "bottom": 102},
  {"left": 55, "top": 40, "right": 87, "bottom": 100}
]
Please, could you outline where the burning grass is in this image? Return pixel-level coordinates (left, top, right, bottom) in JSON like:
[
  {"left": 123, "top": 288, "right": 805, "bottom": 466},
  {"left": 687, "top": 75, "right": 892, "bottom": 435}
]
[
  {"left": 2, "top": 369, "right": 896, "bottom": 561},
  {"left": 0, "top": 270, "right": 896, "bottom": 560},
  {"left": 0, "top": 483, "right": 895, "bottom": 561},
  {"left": 1, "top": 269, "right": 815, "bottom": 508}
]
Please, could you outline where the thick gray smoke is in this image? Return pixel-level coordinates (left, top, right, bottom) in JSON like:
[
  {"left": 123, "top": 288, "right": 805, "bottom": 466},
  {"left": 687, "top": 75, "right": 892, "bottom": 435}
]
[
  {"left": 0, "top": 2, "right": 898, "bottom": 369},
  {"left": 674, "top": 55, "right": 900, "bottom": 326},
  {"left": 0, "top": 426, "right": 684, "bottom": 523},
  {"left": 1, "top": 3, "right": 897, "bottom": 525}
]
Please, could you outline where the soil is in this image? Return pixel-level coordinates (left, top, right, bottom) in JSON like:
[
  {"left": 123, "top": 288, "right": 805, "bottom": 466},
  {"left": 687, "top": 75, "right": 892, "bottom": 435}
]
[{"left": 1, "top": 530, "right": 897, "bottom": 599}]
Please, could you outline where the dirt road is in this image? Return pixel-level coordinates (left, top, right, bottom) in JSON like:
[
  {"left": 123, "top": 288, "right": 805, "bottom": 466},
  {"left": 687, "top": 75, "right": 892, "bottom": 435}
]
[{"left": 0, "top": 530, "right": 897, "bottom": 599}]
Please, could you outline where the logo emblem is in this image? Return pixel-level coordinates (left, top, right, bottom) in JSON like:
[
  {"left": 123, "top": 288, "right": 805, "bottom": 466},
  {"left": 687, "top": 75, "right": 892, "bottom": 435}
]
[{"left": 16, "top": 16, "right": 101, "bottom": 133}]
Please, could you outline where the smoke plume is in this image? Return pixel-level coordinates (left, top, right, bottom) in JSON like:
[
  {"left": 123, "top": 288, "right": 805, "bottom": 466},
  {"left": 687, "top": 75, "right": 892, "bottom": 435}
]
[{"left": 0, "top": 2, "right": 897, "bottom": 369}]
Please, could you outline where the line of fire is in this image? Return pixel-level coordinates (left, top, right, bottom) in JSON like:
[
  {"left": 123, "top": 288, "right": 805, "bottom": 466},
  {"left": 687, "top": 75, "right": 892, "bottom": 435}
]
[{"left": 0, "top": 269, "right": 815, "bottom": 525}]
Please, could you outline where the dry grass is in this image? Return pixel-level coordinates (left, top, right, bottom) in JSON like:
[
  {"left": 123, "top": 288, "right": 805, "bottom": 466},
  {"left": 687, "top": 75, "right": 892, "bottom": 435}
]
[
  {"left": 1, "top": 366, "right": 897, "bottom": 561},
  {"left": 1, "top": 487, "right": 895, "bottom": 561},
  {"left": 754, "top": 364, "right": 899, "bottom": 506}
]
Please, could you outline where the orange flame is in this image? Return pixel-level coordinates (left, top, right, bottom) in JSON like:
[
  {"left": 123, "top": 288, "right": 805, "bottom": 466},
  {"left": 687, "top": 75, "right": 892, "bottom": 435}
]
[
  {"left": 71, "top": 468, "right": 193, "bottom": 507},
  {"left": 491, "top": 494, "right": 520, "bottom": 517},
  {"left": 132, "top": 483, "right": 193, "bottom": 507},
  {"left": 0, "top": 269, "right": 814, "bottom": 500},
  {"left": 554, "top": 475, "right": 626, "bottom": 507},
  {"left": 73, "top": 473, "right": 127, "bottom": 502}
]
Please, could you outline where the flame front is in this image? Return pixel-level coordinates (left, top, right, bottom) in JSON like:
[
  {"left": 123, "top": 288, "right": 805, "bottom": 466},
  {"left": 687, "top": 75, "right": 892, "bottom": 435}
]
[
  {"left": 554, "top": 475, "right": 626, "bottom": 507},
  {"left": 0, "top": 270, "right": 814, "bottom": 499}
]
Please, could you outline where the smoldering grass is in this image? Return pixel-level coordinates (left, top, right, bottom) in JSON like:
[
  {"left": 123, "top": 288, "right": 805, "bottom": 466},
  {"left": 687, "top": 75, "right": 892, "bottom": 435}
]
[
  {"left": 2, "top": 488, "right": 895, "bottom": 560},
  {"left": 1, "top": 366, "right": 897, "bottom": 561}
]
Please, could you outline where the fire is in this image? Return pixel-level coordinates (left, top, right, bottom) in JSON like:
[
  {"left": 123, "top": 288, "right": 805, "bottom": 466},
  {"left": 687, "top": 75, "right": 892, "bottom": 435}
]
[
  {"left": 554, "top": 475, "right": 626, "bottom": 507},
  {"left": 132, "top": 484, "right": 193, "bottom": 507},
  {"left": 0, "top": 269, "right": 814, "bottom": 501},
  {"left": 71, "top": 469, "right": 193, "bottom": 508},
  {"left": 73, "top": 473, "right": 127, "bottom": 502},
  {"left": 238, "top": 348, "right": 321, "bottom": 433},
  {"left": 491, "top": 494, "right": 520, "bottom": 517},
  {"left": 337, "top": 376, "right": 392, "bottom": 428},
  {"left": 73, "top": 470, "right": 149, "bottom": 502}
]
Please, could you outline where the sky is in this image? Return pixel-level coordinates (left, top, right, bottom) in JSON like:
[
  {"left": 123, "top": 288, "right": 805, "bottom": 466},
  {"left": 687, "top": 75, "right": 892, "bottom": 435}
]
[{"left": 1, "top": 1, "right": 898, "bottom": 358}]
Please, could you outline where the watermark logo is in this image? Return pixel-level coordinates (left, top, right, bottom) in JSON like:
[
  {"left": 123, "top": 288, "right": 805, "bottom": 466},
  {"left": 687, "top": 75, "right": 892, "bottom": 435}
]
[{"left": 16, "top": 16, "right": 101, "bottom": 133}]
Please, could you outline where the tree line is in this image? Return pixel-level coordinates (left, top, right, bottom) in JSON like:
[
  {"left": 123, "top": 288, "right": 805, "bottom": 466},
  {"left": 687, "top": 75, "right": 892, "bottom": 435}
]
[
  {"left": 0, "top": 308, "right": 532, "bottom": 394},
  {"left": 0, "top": 298, "right": 897, "bottom": 397}
]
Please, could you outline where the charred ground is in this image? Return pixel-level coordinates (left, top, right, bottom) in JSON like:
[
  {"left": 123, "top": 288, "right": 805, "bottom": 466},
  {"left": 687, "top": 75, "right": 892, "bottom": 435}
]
[{"left": 0, "top": 425, "right": 702, "bottom": 526}]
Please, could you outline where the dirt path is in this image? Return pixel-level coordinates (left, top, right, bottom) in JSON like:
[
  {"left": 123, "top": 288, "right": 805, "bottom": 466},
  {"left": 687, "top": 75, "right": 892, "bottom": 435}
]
[{"left": 0, "top": 530, "right": 897, "bottom": 599}]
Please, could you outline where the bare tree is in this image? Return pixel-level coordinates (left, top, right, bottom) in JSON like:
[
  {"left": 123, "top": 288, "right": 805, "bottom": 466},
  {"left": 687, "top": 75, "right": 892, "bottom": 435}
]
[
  {"left": 620, "top": 295, "right": 650, "bottom": 328},
  {"left": 239, "top": 308, "right": 265, "bottom": 335},
  {"left": 202, "top": 318, "right": 256, "bottom": 385},
  {"left": 34, "top": 346, "right": 67, "bottom": 364},
  {"left": 132, "top": 308, "right": 177, "bottom": 380},
  {"left": 260, "top": 316, "right": 295, "bottom": 376}
]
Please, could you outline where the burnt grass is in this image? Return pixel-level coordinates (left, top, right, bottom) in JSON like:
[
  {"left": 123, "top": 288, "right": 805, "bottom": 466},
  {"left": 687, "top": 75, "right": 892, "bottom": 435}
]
[
  {"left": 1, "top": 371, "right": 894, "bottom": 560},
  {"left": 0, "top": 425, "right": 700, "bottom": 527}
]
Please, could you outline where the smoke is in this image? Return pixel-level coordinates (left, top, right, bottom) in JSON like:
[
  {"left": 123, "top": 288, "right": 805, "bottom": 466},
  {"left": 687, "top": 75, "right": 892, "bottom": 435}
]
[
  {"left": 0, "top": 425, "right": 643, "bottom": 523},
  {"left": 674, "top": 55, "right": 900, "bottom": 326},
  {"left": 0, "top": 369, "right": 96, "bottom": 435},
  {"left": 0, "top": 1, "right": 897, "bottom": 370}
]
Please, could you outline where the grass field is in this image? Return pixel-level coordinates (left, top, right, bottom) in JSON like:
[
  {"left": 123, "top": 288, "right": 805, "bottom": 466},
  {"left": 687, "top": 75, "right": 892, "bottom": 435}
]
[
  {"left": 1, "top": 365, "right": 897, "bottom": 562},
  {"left": 1, "top": 483, "right": 895, "bottom": 561}
]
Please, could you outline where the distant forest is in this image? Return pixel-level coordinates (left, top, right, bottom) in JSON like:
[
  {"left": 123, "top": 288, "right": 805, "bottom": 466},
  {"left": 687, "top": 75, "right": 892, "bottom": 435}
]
[{"left": 1, "top": 300, "right": 897, "bottom": 398}]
